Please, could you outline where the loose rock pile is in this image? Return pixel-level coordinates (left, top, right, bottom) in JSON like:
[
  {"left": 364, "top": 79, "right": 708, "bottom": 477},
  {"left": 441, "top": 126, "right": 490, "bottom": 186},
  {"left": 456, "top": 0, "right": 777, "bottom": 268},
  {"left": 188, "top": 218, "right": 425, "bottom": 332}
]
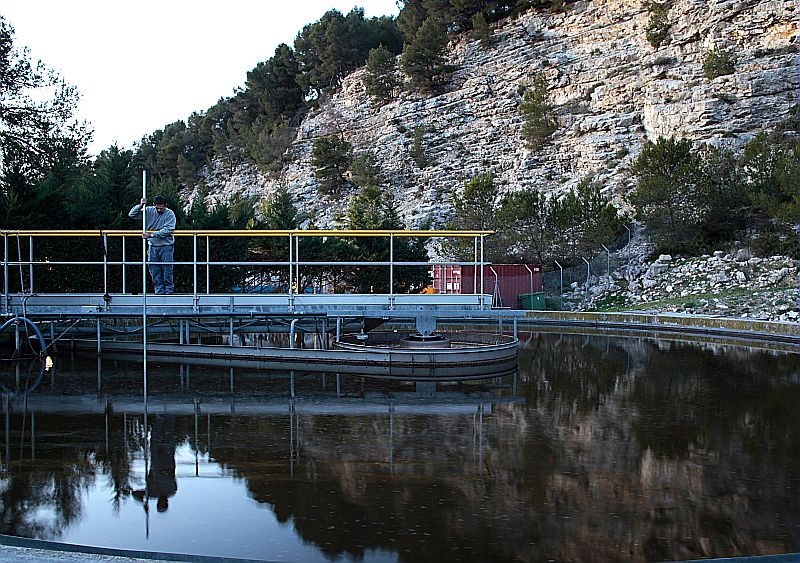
[{"left": 564, "top": 247, "right": 799, "bottom": 322}]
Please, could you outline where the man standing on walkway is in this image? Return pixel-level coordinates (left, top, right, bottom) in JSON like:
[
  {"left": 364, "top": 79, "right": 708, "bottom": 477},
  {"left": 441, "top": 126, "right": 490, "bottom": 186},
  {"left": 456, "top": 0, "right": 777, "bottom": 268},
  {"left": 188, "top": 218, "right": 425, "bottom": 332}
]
[{"left": 129, "top": 195, "right": 176, "bottom": 294}]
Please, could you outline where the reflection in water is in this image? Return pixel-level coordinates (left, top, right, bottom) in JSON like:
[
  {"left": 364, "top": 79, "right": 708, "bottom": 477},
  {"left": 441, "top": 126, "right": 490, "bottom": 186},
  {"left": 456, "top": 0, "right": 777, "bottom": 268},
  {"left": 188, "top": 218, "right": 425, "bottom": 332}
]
[
  {"left": 0, "top": 334, "right": 797, "bottom": 562},
  {"left": 131, "top": 414, "right": 177, "bottom": 514}
]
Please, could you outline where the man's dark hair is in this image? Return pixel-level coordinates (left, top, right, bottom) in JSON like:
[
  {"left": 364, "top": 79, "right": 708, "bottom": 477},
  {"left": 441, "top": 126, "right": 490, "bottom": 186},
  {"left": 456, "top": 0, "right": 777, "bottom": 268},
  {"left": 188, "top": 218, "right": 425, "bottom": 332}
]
[{"left": 153, "top": 196, "right": 167, "bottom": 205}]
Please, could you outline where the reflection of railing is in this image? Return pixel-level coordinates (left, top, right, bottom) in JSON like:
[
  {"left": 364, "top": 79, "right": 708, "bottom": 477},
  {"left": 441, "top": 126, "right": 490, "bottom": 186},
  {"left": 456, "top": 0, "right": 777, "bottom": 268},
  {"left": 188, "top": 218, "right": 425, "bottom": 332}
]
[{"left": 1, "top": 229, "right": 493, "bottom": 307}]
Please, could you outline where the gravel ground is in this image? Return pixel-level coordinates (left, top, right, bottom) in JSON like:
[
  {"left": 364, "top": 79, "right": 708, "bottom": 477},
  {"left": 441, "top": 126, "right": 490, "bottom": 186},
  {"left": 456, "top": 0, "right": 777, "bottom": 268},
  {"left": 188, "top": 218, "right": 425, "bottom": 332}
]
[{"left": 0, "top": 544, "right": 166, "bottom": 562}]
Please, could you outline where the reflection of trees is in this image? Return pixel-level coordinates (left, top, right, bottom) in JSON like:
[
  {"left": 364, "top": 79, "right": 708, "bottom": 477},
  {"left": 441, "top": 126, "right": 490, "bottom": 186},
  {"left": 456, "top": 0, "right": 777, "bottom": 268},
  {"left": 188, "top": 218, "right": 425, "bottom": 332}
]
[{"left": 0, "top": 413, "right": 98, "bottom": 538}]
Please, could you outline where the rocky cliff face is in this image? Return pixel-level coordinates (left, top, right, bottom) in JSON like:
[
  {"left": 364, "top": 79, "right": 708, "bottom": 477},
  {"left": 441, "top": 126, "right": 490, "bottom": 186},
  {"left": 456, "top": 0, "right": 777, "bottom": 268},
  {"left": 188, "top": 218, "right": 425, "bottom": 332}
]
[{"left": 203, "top": 0, "right": 798, "bottom": 230}]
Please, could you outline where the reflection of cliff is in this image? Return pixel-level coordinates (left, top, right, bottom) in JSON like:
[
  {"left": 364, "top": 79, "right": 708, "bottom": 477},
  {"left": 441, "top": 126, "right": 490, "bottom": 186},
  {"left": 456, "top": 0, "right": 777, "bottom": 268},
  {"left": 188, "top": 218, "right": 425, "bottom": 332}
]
[{"left": 515, "top": 334, "right": 800, "bottom": 561}]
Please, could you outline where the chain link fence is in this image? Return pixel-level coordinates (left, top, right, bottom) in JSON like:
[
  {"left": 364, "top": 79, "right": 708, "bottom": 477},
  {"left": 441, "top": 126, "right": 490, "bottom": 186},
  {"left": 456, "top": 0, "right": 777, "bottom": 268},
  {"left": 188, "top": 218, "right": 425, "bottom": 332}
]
[{"left": 541, "top": 231, "right": 632, "bottom": 309}]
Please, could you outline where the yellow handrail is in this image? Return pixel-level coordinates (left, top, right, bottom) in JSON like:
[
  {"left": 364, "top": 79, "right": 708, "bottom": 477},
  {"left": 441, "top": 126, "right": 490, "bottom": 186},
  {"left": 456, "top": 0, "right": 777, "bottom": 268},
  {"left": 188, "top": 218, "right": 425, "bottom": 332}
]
[{"left": 0, "top": 229, "right": 494, "bottom": 238}]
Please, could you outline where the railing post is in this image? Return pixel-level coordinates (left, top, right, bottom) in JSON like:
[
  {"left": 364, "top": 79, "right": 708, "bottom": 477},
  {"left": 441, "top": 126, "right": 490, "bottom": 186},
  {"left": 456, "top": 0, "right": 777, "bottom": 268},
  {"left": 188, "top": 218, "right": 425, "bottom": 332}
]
[
  {"left": 288, "top": 233, "right": 294, "bottom": 312},
  {"left": 206, "top": 236, "right": 210, "bottom": 294},
  {"left": 28, "top": 235, "right": 34, "bottom": 293},
  {"left": 389, "top": 233, "right": 394, "bottom": 310},
  {"left": 3, "top": 233, "right": 8, "bottom": 314},
  {"left": 193, "top": 233, "right": 198, "bottom": 311},
  {"left": 480, "top": 235, "right": 485, "bottom": 310},
  {"left": 473, "top": 236, "right": 478, "bottom": 294},
  {"left": 102, "top": 233, "right": 108, "bottom": 296},
  {"left": 122, "top": 236, "right": 127, "bottom": 294},
  {"left": 295, "top": 235, "right": 300, "bottom": 295}
]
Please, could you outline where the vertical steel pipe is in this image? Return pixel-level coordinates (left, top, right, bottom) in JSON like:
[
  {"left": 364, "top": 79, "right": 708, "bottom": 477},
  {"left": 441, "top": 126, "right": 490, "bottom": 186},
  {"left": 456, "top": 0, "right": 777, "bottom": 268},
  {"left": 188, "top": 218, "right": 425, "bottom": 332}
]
[
  {"left": 142, "top": 170, "right": 148, "bottom": 405},
  {"left": 206, "top": 236, "right": 210, "bottom": 294}
]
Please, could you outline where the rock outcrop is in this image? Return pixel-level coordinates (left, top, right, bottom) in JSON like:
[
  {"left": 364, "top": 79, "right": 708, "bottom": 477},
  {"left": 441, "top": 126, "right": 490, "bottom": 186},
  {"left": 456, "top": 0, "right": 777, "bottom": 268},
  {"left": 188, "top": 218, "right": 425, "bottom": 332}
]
[{"left": 202, "top": 0, "right": 798, "bottom": 230}]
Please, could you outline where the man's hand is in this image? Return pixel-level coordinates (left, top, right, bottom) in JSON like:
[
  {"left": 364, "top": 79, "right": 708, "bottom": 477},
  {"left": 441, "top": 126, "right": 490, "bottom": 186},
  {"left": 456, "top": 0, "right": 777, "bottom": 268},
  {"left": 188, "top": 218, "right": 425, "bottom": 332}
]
[
  {"left": 142, "top": 232, "right": 151, "bottom": 239},
  {"left": 140, "top": 197, "right": 147, "bottom": 207}
]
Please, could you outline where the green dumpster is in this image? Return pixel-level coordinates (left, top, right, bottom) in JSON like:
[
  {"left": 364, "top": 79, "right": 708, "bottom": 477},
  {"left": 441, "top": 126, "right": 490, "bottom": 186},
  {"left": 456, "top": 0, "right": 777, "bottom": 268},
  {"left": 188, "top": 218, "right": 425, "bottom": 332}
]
[{"left": 519, "top": 292, "right": 547, "bottom": 310}]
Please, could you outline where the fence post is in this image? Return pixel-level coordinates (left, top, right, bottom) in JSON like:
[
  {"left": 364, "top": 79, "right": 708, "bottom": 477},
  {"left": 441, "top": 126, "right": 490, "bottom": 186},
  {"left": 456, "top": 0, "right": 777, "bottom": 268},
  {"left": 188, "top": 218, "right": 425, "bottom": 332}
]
[
  {"left": 554, "top": 260, "right": 563, "bottom": 311},
  {"left": 602, "top": 244, "right": 610, "bottom": 278},
  {"left": 624, "top": 224, "right": 631, "bottom": 275}
]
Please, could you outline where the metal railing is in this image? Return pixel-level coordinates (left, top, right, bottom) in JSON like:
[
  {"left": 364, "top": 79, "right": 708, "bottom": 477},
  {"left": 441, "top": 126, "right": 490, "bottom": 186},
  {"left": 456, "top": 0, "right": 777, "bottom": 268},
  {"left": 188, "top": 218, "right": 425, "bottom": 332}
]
[{"left": 1, "top": 229, "right": 493, "bottom": 310}]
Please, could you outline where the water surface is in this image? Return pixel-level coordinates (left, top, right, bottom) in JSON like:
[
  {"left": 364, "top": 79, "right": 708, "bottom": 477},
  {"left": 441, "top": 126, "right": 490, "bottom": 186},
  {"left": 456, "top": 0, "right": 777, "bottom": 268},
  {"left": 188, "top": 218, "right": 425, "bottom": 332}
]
[{"left": 0, "top": 333, "right": 797, "bottom": 562}]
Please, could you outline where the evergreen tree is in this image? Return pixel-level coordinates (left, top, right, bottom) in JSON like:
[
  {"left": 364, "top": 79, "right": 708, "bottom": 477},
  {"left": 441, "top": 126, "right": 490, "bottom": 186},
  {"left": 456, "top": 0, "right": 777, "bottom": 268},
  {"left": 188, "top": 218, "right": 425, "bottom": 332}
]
[
  {"left": 739, "top": 133, "right": 800, "bottom": 255},
  {"left": 471, "top": 12, "right": 494, "bottom": 48},
  {"left": 351, "top": 151, "right": 384, "bottom": 189},
  {"left": 0, "top": 16, "right": 87, "bottom": 185},
  {"left": 262, "top": 185, "right": 300, "bottom": 230},
  {"left": 362, "top": 45, "right": 400, "bottom": 104},
  {"left": 245, "top": 44, "right": 304, "bottom": 123},
  {"left": 497, "top": 189, "right": 552, "bottom": 262},
  {"left": 400, "top": 17, "right": 456, "bottom": 93},
  {"left": 245, "top": 118, "right": 296, "bottom": 175},
  {"left": 397, "top": 0, "right": 427, "bottom": 42},
  {"left": 294, "top": 8, "right": 402, "bottom": 100},
  {"left": 311, "top": 135, "right": 353, "bottom": 196},
  {"left": 345, "top": 184, "right": 429, "bottom": 293},
  {"left": 518, "top": 71, "right": 557, "bottom": 150},
  {"left": 630, "top": 137, "right": 702, "bottom": 253},
  {"left": 695, "top": 146, "right": 746, "bottom": 247},
  {"left": 444, "top": 173, "right": 503, "bottom": 261}
]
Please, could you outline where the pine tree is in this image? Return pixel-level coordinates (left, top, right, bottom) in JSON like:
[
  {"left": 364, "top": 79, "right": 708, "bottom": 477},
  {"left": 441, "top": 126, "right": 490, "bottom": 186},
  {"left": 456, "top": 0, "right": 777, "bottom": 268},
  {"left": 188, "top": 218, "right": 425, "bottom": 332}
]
[
  {"left": 471, "top": 12, "right": 494, "bottom": 48},
  {"left": 311, "top": 135, "right": 353, "bottom": 196},
  {"left": 400, "top": 18, "right": 456, "bottom": 93},
  {"left": 362, "top": 45, "right": 400, "bottom": 104},
  {"left": 518, "top": 71, "right": 557, "bottom": 150}
]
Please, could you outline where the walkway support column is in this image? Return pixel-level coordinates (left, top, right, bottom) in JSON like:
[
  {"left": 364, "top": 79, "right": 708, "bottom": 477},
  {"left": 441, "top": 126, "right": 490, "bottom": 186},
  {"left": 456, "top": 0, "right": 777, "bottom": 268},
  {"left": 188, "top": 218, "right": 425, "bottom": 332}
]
[{"left": 289, "top": 318, "right": 299, "bottom": 350}]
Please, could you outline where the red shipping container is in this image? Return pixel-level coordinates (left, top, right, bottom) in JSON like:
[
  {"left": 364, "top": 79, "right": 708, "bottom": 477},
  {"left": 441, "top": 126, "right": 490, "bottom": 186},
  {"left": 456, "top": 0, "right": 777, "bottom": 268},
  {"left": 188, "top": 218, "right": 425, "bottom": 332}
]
[{"left": 431, "top": 264, "right": 542, "bottom": 308}]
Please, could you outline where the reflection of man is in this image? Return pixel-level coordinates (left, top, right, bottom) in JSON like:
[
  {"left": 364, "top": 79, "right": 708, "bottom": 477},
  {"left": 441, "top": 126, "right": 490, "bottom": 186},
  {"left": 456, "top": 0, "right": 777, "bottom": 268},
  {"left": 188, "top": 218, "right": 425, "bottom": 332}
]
[{"left": 132, "top": 414, "right": 177, "bottom": 512}]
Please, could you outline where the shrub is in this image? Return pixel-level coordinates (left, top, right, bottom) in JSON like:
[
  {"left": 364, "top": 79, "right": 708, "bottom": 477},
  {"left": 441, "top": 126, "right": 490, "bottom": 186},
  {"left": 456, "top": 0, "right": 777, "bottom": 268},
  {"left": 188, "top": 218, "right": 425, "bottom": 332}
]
[
  {"left": 703, "top": 48, "right": 736, "bottom": 79},
  {"left": 644, "top": 1, "right": 671, "bottom": 48},
  {"left": 409, "top": 126, "right": 427, "bottom": 168}
]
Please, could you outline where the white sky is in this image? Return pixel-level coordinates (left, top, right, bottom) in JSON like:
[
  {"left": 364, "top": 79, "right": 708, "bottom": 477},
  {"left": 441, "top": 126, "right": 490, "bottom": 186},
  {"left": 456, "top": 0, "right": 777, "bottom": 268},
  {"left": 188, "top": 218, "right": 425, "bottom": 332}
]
[{"left": 2, "top": 0, "right": 399, "bottom": 155}]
